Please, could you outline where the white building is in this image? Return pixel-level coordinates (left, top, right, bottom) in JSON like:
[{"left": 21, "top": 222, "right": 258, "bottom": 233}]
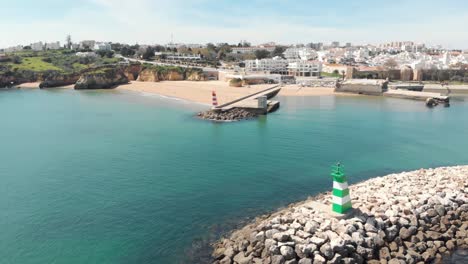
[
  {"left": 4, "top": 45, "right": 23, "bottom": 53},
  {"left": 245, "top": 57, "right": 288, "bottom": 74},
  {"left": 45, "top": 41, "right": 61, "bottom": 50},
  {"left": 93, "top": 42, "right": 112, "bottom": 51},
  {"left": 76, "top": 52, "right": 97, "bottom": 57},
  {"left": 156, "top": 52, "right": 201, "bottom": 61},
  {"left": 231, "top": 45, "right": 276, "bottom": 54},
  {"left": 283, "top": 47, "right": 317, "bottom": 60},
  {"left": 287, "top": 61, "right": 322, "bottom": 77},
  {"left": 31, "top": 42, "right": 44, "bottom": 51}
]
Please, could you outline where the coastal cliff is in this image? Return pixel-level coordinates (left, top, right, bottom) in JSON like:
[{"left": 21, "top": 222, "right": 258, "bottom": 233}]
[
  {"left": 137, "top": 66, "right": 205, "bottom": 82},
  {"left": 74, "top": 67, "right": 128, "bottom": 89},
  {"left": 212, "top": 166, "right": 467, "bottom": 264},
  {"left": 39, "top": 71, "right": 80, "bottom": 88}
]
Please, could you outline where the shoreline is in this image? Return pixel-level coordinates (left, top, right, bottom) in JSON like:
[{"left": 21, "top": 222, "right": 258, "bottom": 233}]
[
  {"left": 11, "top": 82, "right": 75, "bottom": 89},
  {"left": 115, "top": 81, "right": 350, "bottom": 105},
  {"left": 211, "top": 166, "right": 468, "bottom": 264}
]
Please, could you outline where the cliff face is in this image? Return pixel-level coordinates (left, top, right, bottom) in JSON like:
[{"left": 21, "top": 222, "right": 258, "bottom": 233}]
[
  {"left": 137, "top": 68, "right": 185, "bottom": 82},
  {"left": 74, "top": 68, "right": 129, "bottom": 89},
  {"left": 124, "top": 64, "right": 142, "bottom": 81},
  {"left": 137, "top": 69, "right": 159, "bottom": 82},
  {"left": 161, "top": 71, "right": 184, "bottom": 81},
  {"left": 39, "top": 71, "right": 80, "bottom": 88},
  {"left": 0, "top": 69, "right": 38, "bottom": 88},
  {"left": 136, "top": 67, "right": 205, "bottom": 82},
  {"left": 186, "top": 71, "right": 207, "bottom": 81}
]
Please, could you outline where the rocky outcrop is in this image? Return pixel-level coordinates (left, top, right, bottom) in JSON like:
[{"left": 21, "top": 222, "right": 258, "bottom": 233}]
[
  {"left": 136, "top": 69, "right": 159, "bottom": 82},
  {"left": 137, "top": 68, "right": 186, "bottom": 82},
  {"left": 0, "top": 69, "right": 37, "bottom": 88},
  {"left": 186, "top": 71, "right": 207, "bottom": 81},
  {"left": 39, "top": 71, "right": 80, "bottom": 88},
  {"left": 197, "top": 108, "right": 258, "bottom": 121},
  {"left": 124, "top": 64, "right": 142, "bottom": 81},
  {"left": 229, "top": 78, "right": 243, "bottom": 87},
  {"left": 74, "top": 67, "right": 128, "bottom": 89},
  {"left": 162, "top": 70, "right": 184, "bottom": 81},
  {"left": 212, "top": 166, "right": 468, "bottom": 264}
]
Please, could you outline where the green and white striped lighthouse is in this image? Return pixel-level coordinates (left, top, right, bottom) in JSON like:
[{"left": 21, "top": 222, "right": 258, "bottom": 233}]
[{"left": 331, "top": 163, "right": 352, "bottom": 214}]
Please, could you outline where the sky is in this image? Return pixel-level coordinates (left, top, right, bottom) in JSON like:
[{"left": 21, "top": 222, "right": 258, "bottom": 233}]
[{"left": 1, "top": 0, "right": 468, "bottom": 49}]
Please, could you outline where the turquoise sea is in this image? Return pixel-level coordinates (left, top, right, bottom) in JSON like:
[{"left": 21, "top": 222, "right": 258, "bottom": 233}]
[{"left": 1, "top": 88, "right": 467, "bottom": 263}]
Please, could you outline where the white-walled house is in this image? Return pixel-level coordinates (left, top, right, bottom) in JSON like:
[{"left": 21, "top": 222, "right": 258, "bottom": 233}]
[
  {"left": 31, "top": 42, "right": 44, "bottom": 51},
  {"left": 93, "top": 42, "right": 112, "bottom": 51},
  {"left": 245, "top": 57, "right": 289, "bottom": 74},
  {"left": 283, "top": 47, "right": 317, "bottom": 60},
  {"left": 45, "top": 41, "right": 61, "bottom": 50},
  {"left": 287, "top": 60, "right": 322, "bottom": 77}
]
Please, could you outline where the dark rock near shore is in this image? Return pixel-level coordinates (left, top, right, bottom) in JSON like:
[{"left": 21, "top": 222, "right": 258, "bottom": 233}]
[
  {"left": 39, "top": 71, "right": 80, "bottom": 88},
  {"left": 197, "top": 108, "right": 259, "bottom": 122}
]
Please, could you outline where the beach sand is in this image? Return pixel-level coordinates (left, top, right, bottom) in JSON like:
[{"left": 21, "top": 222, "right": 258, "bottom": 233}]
[
  {"left": 13, "top": 82, "right": 74, "bottom": 89},
  {"left": 117, "top": 81, "right": 342, "bottom": 105}
]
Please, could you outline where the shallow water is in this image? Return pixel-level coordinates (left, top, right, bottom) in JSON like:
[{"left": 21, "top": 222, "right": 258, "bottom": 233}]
[{"left": 1, "top": 88, "right": 467, "bottom": 263}]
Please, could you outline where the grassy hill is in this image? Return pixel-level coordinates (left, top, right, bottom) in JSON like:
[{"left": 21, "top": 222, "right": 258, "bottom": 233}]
[{"left": 1, "top": 49, "right": 122, "bottom": 74}]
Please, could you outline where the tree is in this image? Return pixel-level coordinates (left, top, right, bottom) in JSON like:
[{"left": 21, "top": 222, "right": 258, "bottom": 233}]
[
  {"left": 254, "top": 50, "right": 270, "bottom": 60},
  {"left": 206, "top": 43, "right": 217, "bottom": 51},
  {"left": 271, "top": 46, "right": 286, "bottom": 58},
  {"left": 120, "top": 46, "right": 135, "bottom": 57},
  {"left": 66, "top": 35, "right": 72, "bottom": 49},
  {"left": 383, "top": 58, "right": 398, "bottom": 70},
  {"left": 142, "top": 47, "right": 155, "bottom": 60},
  {"left": 12, "top": 56, "right": 22, "bottom": 64}
]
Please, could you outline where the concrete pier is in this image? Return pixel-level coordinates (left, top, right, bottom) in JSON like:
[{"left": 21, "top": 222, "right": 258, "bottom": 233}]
[
  {"left": 384, "top": 89, "right": 449, "bottom": 102},
  {"left": 215, "top": 85, "right": 282, "bottom": 114}
]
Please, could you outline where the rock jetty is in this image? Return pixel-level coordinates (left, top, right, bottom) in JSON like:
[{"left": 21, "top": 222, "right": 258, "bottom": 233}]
[
  {"left": 198, "top": 108, "right": 258, "bottom": 122},
  {"left": 211, "top": 166, "right": 468, "bottom": 264}
]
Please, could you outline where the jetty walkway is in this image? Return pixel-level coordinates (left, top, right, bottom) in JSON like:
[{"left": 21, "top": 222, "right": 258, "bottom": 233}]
[{"left": 214, "top": 85, "right": 282, "bottom": 113}]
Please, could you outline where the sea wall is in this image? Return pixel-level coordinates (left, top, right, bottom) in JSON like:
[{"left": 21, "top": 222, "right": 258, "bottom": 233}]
[{"left": 211, "top": 166, "right": 467, "bottom": 264}]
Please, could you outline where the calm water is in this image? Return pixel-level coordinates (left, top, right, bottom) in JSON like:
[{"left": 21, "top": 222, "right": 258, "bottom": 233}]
[{"left": 1, "top": 88, "right": 467, "bottom": 263}]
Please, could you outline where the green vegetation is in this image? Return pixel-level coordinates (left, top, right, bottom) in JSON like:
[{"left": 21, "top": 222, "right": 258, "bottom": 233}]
[
  {"left": 229, "top": 78, "right": 243, "bottom": 87},
  {"left": 254, "top": 49, "right": 270, "bottom": 60},
  {"left": 7, "top": 57, "right": 62, "bottom": 72},
  {"left": 321, "top": 71, "right": 341, "bottom": 78},
  {"left": 0, "top": 50, "right": 123, "bottom": 74},
  {"left": 142, "top": 64, "right": 185, "bottom": 74}
]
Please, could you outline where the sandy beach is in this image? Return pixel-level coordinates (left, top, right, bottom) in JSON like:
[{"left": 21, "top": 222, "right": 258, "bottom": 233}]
[
  {"left": 13, "top": 82, "right": 74, "bottom": 89},
  {"left": 117, "top": 81, "right": 340, "bottom": 105}
]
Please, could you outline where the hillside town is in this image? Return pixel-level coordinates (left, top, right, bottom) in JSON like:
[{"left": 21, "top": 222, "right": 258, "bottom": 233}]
[{"left": 2, "top": 39, "right": 468, "bottom": 82}]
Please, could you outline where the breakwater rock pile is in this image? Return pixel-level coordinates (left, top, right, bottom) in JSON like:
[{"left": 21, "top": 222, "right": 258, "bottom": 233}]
[
  {"left": 212, "top": 166, "right": 468, "bottom": 264},
  {"left": 198, "top": 108, "right": 258, "bottom": 122}
]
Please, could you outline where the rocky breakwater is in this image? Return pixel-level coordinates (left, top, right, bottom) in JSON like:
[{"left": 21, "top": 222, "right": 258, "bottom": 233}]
[
  {"left": 212, "top": 166, "right": 468, "bottom": 264},
  {"left": 198, "top": 108, "right": 258, "bottom": 121},
  {"left": 74, "top": 67, "right": 128, "bottom": 89}
]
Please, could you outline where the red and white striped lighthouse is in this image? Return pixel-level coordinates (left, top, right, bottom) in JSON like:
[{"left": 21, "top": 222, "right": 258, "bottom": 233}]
[{"left": 212, "top": 91, "right": 218, "bottom": 108}]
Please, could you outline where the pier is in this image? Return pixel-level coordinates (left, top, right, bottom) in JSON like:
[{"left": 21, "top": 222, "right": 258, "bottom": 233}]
[
  {"left": 383, "top": 89, "right": 449, "bottom": 102},
  {"left": 214, "top": 85, "right": 282, "bottom": 114},
  {"left": 197, "top": 86, "right": 281, "bottom": 121}
]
